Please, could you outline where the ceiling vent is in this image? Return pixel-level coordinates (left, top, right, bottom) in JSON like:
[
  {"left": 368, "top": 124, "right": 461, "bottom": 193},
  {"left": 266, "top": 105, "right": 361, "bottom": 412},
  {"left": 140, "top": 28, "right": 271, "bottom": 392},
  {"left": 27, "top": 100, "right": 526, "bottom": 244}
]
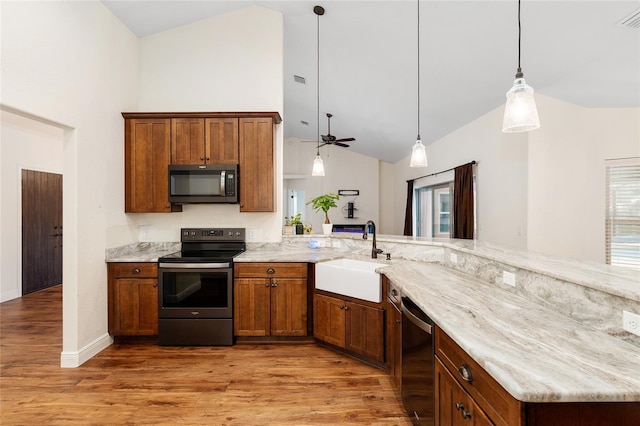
[
  {"left": 293, "top": 75, "right": 306, "bottom": 84},
  {"left": 617, "top": 8, "right": 640, "bottom": 29}
]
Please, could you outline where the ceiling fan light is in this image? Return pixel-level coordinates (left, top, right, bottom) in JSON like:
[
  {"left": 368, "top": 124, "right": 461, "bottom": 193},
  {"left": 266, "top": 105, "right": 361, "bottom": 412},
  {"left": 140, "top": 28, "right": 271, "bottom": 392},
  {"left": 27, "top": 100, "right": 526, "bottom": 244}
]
[
  {"left": 312, "top": 154, "right": 325, "bottom": 176},
  {"left": 502, "top": 76, "right": 540, "bottom": 133},
  {"left": 410, "top": 139, "right": 428, "bottom": 168}
]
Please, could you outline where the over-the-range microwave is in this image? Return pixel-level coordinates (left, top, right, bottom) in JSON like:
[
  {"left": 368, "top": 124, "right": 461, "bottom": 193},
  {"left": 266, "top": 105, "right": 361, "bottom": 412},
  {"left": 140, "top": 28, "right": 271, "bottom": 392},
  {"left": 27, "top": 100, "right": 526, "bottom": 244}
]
[{"left": 168, "top": 164, "right": 238, "bottom": 204}]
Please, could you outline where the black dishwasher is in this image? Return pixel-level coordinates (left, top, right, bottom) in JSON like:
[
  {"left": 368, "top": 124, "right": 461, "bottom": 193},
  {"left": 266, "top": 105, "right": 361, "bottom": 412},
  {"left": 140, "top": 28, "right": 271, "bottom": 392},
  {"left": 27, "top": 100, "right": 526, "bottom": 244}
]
[{"left": 401, "top": 295, "right": 435, "bottom": 426}]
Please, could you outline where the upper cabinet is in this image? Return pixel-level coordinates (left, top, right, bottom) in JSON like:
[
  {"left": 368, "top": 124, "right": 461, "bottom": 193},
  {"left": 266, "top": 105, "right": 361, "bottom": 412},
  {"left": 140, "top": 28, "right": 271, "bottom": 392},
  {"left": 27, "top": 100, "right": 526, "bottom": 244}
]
[
  {"left": 122, "top": 112, "right": 281, "bottom": 214},
  {"left": 171, "top": 117, "right": 239, "bottom": 165}
]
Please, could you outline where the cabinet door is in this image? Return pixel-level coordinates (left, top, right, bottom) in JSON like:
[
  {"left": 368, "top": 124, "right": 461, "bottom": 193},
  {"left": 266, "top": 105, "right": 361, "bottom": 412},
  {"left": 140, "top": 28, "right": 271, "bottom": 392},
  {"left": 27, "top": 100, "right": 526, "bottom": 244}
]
[
  {"left": 436, "top": 359, "right": 492, "bottom": 426},
  {"left": 239, "top": 117, "right": 274, "bottom": 212},
  {"left": 125, "top": 118, "right": 172, "bottom": 212},
  {"left": 171, "top": 118, "right": 205, "bottom": 164},
  {"left": 345, "top": 301, "right": 385, "bottom": 363},
  {"left": 313, "top": 293, "right": 345, "bottom": 347},
  {"left": 113, "top": 278, "right": 158, "bottom": 335},
  {"left": 205, "top": 118, "right": 238, "bottom": 165},
  {"left": 270, "top": 278, "right": 307, "bottom": 336},
  {"left": 387, "top": 299, "right": 402, "bottom": 389},
  {"left": 234, "top": 278, "right": 271, "bottom": 336}
]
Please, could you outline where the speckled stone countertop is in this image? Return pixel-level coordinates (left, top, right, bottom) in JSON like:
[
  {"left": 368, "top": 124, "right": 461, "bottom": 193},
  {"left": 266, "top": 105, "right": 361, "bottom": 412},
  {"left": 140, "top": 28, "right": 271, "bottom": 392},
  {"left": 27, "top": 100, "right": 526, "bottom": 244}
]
[
  {"left": 105, "top": 240, "right": 640, "bottom": 403},
  {"left": 105, "top": 242, "right": 181, "bottom": 262}
]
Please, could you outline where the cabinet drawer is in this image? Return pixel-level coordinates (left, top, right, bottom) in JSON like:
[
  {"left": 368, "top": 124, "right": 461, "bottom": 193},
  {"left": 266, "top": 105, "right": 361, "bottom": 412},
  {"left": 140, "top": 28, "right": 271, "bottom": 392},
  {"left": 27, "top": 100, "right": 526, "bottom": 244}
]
[
  {"left": 435, "top": 327, "right": 523, "bottom": 426},
  {"left": 234, "top": 263, "right": 307, "bottom": 278},
  {"left": 110, "top": 263, "right": 158, "bottom": 278}
]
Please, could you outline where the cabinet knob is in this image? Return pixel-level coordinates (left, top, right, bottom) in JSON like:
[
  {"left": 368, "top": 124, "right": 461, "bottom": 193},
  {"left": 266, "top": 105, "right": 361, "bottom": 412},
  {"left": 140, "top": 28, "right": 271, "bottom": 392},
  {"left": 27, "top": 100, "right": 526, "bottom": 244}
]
[
  {"left": 395, "top": 319, "right": 402, "bottom": 324},
  {"left": 153, "top": 283, "right": 157, "bottom": 288},
  {"left": 462, "top": 411, "right": 472, "bottom": 419},
  {"left": 132, "top": 268, "right": 141, "bottom": 274},
  {"left": 271, "top": 278, "right": 277, "bottom": 287},
  {"left": 455, "top": 403, "right": 465, "bottom": 411},
  {"left": 266, "top": 268, "right": 275, "bottom": 274},
  {"left": 458, "top": 364, "right": 473, "bottom": 383},
  {"left": 200, "top": 157, "right": 204, "bottom": 160}
]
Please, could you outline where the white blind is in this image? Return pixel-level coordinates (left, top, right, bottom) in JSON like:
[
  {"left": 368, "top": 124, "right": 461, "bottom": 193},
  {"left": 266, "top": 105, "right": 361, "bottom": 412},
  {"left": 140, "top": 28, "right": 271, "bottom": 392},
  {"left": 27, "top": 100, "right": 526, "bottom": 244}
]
[{"left": 605, "top": 157, "right": 640, "bottom": 269}]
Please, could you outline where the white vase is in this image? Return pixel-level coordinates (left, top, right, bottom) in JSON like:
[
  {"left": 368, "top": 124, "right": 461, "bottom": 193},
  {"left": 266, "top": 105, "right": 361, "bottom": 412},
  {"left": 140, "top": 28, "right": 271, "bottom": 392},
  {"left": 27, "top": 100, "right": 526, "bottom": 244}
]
[{"left": 322, "top": 223, "right": 333, "bottom": 235}]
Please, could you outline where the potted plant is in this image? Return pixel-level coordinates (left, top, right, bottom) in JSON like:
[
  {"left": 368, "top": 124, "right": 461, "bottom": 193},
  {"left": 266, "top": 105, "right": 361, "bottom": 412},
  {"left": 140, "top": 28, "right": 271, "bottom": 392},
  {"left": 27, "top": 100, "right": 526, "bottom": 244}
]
[
  {"left": 290, "top": 213, "right": 304, "bottom": 235},
  {"left": 307, "top": 193, "right": 340, "bottom": 234},
  {"left": 283, "top": 216, "right": 294, "bottom": 235}
]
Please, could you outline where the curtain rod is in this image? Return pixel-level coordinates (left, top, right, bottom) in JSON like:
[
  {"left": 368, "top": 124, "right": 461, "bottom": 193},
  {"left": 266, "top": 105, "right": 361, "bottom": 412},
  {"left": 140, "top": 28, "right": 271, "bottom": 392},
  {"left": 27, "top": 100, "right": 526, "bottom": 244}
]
[{"left": 407, "top": 160, "right": 476, "bottom": 182}]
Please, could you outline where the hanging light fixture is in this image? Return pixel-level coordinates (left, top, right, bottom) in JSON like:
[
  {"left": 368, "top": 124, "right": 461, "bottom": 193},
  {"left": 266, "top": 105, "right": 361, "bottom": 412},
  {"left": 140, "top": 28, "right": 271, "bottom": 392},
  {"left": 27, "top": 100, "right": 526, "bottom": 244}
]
[
  {"left": 502, "top": 0, "right": 540, "bottom": 133},
  {"left": 311, "top": 5, "right": 325, "bottom": 176},
  {"left": 410, "top": 0, "right": 428, "bottom": 168}
]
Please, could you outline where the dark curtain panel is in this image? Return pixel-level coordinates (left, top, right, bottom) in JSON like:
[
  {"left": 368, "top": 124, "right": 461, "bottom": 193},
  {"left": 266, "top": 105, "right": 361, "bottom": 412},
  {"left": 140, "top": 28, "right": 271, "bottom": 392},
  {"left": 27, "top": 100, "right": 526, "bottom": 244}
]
[
  {"left": 403, "top": 180, "right": 414, "bottom": 236},
  {"left": 453, "top": 162, "right": 474, "bottom": 239}
]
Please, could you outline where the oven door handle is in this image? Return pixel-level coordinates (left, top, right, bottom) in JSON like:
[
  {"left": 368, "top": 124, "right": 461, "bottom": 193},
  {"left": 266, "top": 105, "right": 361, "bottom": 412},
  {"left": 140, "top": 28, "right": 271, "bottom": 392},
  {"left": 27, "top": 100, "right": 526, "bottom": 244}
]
[
  {"left": 401, "top": 299, "right": 433, "bottom": 334},
  {"left": 159, "top": 262, "right": 230, "bottom": 269}
]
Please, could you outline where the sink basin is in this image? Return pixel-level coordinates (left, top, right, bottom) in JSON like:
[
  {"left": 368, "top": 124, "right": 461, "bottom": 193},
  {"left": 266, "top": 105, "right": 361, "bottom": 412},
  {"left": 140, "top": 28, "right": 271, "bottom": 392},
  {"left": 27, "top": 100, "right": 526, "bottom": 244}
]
[{"left": 315, "top": 258, "right": 386, "bottom": 302}]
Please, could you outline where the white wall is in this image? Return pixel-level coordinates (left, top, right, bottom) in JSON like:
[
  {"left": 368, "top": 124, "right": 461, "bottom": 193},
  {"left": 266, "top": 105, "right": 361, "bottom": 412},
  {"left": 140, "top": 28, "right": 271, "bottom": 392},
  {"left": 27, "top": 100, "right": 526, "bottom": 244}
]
[
  {"left": 390, "top": 94, "right": 640, "bottom": 263},
  {"left": 1, "top": 0, "right": 139, "bottom": 365},
  {"left": 112, "top": 6, "right": 285, "bottom": 245},
  {"left": 283, "top": 138, "right": 380, "bottom": 234},
  {"left": 0, "top": 110, "right": 64, "bottom": 302},
  {"left": 392, "top": 105, "right": 529, "bottom": 249},
  {"left": 527, "top": 98, "right": 640, "bottom": 262}
]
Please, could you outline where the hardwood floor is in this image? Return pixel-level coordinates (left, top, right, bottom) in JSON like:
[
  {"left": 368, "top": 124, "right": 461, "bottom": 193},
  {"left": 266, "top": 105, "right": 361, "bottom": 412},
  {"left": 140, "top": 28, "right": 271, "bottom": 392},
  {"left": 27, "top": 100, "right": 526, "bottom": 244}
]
[{"left": 1, "top": 285, "right": 411, "bottom": 425}]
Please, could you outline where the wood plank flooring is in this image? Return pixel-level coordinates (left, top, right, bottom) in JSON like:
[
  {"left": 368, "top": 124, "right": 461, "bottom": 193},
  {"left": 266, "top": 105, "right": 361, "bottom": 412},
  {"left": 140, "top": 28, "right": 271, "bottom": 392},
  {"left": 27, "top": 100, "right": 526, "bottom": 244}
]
[{"left": 1, "top": 285, "right": 411, "bottom": 425}]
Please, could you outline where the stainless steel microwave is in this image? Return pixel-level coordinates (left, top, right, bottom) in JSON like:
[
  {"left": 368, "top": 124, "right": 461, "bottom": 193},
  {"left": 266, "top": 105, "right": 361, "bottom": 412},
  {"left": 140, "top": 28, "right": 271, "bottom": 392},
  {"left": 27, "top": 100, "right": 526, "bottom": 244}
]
[{"left": 168, "top": 164, "right": 238, "bottom": 204}]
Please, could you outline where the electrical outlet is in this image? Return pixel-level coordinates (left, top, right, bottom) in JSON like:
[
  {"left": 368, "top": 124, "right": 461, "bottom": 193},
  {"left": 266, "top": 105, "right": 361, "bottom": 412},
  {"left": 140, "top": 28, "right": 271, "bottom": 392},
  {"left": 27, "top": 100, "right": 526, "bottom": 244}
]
[
  {"left": 502, "top": 271, "right": 516, "bottom": 287},
  {"left": 623, "top": 311, "right": 640, "bottom": 336},
  {"left": 248, "top": 229, "right": 256, "bottom": 240},
  {"left": 139, "top": 225, "right": 151, "bottom": 241},
  {"left": 450, "top": 253, "right": 458, "bottom": 264}
]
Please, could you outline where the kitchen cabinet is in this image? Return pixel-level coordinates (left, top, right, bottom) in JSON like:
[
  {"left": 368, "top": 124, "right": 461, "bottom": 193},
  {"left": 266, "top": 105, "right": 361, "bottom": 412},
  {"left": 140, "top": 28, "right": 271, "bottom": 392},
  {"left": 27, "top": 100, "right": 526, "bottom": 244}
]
[
  {"left": 314, "top": 292, "right": 385, "bottom": 363},
  {"left": 239, "top": 117, "right": 274, "bottom": 212},
  {"left": 234, "top": 263, "right": 308, "bottom": 337},
  {"left": 171, "top": 117, "right": 239, "bottom": 165},
  {"left": 108, "top": 262, "right": 158, "bottom": 336},
  {"left": 124, "top": 118, "right": 178, "bottom": 213},
  {"left": 385, "top": 277, "right": 402, "bottom": 390}
]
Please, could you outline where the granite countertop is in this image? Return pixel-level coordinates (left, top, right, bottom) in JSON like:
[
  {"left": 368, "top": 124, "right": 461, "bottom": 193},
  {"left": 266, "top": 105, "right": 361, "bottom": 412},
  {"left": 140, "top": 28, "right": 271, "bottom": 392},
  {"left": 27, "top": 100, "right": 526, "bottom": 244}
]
[
  {"left": 381, "top": 261, "right": 640, "bottom": 403},
  {"left": 105, "top": 242, "right": 640, "bottom": 403},
  {"left": 105, "top": 242, "right": 181, "bottom": 262}
]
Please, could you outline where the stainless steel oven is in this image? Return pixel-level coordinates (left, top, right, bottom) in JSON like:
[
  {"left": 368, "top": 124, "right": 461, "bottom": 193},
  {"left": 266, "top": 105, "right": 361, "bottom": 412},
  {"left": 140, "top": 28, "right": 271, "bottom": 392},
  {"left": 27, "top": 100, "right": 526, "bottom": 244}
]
[{"left": 157, "top": 228, "right": 245, "bottom": 346}]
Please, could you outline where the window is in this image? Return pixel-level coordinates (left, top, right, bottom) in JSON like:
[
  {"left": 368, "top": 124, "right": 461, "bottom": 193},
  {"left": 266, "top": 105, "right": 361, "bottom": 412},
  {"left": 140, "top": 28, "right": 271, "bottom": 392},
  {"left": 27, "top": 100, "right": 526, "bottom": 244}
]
[
  {"left": 414, "top": 183, "right": 452, "bottom": 238},
  {"left": 605, "top": 158, "right": 640, "bottom": 269},
  {"left": 434, "top": 187, "right": 450, "bottom": 237}
]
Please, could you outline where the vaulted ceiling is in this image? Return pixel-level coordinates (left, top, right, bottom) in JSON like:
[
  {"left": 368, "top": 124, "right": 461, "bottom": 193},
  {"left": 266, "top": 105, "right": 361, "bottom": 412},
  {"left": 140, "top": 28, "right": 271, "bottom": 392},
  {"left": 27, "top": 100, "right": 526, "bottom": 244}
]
[{"left": 102, "top": 1, "right": 640, "bottom": 163}]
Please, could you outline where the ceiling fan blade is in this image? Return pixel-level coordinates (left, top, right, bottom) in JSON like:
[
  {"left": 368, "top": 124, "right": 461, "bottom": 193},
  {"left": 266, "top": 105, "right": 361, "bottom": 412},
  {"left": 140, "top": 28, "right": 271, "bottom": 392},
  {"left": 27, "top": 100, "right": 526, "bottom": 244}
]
[
  {"left": 335, "top": 137, "right": 355, "bottom": 143},
  {"left": 334, "top": 142, "right": 350, "bottom": 148},
  {"left": 301, "top": 140, "right": 322, "bottom": 143}
]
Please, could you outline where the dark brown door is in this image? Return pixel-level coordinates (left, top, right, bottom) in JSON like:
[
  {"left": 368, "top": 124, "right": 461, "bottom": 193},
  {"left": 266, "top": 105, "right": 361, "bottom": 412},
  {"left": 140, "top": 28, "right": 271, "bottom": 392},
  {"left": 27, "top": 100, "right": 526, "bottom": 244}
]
[{"left": 22, "top": 169, "right": 62, "bottom": 295}]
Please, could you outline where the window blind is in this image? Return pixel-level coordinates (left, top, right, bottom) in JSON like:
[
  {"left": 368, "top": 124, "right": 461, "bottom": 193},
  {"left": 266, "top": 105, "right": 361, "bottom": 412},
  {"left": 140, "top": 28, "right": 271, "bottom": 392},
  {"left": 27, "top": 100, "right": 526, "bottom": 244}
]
[{"left": 605, "top": 157, "right": 640, "bottom": 269}]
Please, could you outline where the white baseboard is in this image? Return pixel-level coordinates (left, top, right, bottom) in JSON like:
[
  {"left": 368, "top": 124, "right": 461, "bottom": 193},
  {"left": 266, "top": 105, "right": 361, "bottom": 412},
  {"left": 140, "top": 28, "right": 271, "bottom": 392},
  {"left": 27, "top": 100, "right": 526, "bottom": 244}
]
[
  {"left": 0, "top": 289, "right": 21, "bottom": 303},
  {"left": 60, "top": 333, "right": 113, "bottom": 368}
]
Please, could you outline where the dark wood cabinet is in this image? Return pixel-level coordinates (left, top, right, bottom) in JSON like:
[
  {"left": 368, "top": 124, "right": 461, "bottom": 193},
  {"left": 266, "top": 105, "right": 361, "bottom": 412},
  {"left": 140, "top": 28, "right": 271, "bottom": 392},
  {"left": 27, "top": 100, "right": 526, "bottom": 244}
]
[
  {"left": 108, "top": 262, "right": 158, "bottom": 336},
  {"left": 239, "top": 117, "right": 274, "bottom": 212},
  {"left": 124, "top": 118, "right": 174, "bottom": 213},
  {"left": 385, "top": 278, "right": 402, "bottom": 390},
  {"left": 234, "top": 263, "right": 308, "bottom": 337},
  {"left": 314, "top": 292, "right": 385, "bottom": 363},
  {"left": 171, "top": 117, "right": 239, "bottom": 165}
]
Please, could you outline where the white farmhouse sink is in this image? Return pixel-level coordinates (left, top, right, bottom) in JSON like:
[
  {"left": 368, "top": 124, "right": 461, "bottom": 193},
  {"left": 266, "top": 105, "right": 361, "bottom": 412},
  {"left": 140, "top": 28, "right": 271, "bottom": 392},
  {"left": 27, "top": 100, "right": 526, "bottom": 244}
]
[{"left": 315, "top": 258, "right": 386, "bottom": 303}]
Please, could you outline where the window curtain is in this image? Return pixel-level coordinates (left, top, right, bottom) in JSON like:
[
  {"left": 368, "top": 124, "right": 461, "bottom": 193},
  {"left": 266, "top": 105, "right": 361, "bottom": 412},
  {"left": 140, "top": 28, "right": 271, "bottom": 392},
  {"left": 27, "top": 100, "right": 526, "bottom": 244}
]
[
  {"left": 403, "top": 180, "right": 414, "bottom": 236},
  {"left": 453, "top": 162, "right": 474, "bottom": 239}
]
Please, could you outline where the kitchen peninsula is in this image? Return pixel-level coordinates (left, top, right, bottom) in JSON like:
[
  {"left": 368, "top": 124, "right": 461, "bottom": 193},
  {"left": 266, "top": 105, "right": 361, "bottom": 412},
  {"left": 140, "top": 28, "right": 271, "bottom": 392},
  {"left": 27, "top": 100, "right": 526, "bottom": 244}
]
[{"left": 106, "top": 233, "right": 640, "bottom": 423}]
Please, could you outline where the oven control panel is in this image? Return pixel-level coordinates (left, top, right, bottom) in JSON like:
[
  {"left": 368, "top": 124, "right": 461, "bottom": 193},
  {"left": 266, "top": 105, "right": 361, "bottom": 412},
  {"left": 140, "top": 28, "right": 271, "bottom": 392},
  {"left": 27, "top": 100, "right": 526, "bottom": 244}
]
[{"left": 180, "top": 228, "right": 245, "bottom": 242}]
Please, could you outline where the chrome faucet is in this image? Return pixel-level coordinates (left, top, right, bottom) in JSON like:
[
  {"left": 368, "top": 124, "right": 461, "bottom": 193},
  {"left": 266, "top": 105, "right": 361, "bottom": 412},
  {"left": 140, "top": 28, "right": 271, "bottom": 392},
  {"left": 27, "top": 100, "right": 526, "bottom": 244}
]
[{"left": 363, "top": 220, "right": 383, "bottom": 259}]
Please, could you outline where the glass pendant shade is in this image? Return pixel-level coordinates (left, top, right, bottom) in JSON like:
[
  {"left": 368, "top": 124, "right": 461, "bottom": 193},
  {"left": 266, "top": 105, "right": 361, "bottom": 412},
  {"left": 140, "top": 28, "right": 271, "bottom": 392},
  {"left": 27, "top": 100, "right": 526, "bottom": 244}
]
[
  {"left": 410, "top": 139, "right": 428, "bottom": 167},
  {"left": 312, "top": 154, "right": 325, "bottom": 176},
  {"left": 502, "top": 77, "right": 540, "bottom": 133}
]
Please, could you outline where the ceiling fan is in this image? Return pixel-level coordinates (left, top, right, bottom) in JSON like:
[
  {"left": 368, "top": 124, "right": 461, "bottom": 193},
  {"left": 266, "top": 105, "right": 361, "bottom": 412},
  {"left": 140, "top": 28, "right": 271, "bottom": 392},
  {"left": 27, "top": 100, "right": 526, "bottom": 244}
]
[{"left": 305, "top": 113, "right": 356, "bottom": 148}]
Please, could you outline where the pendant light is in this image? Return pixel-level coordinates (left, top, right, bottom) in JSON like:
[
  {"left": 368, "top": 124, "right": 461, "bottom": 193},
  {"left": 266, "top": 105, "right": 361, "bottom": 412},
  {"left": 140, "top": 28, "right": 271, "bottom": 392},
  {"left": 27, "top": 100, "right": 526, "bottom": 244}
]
[
  {"left": 502, "top": 0, "right": 540, "bottom": 133},
  {"left": 311, "top": 5, "right": 325, "bottom": 176},
  {"left": 410, "top": 0, "right": 428, "bottom": 168}
]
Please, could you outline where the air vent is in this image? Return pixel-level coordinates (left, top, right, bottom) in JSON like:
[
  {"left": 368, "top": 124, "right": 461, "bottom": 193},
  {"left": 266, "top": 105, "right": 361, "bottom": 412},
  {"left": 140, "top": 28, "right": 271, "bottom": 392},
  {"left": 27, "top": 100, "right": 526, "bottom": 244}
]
[
  {"left": 300, "top": 120, "right": 309, "bottom": 125},
  {"left": 293, "top": 75, "right": 306, "bottom": 84},
  {"left": 618, "top": 7, "right": 640, "bottom": 29}
]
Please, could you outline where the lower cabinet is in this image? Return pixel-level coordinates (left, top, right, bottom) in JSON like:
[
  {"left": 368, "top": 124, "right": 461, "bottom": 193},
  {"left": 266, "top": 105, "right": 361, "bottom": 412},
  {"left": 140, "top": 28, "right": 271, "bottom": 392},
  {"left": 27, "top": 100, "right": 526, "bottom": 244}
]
[
  {"left": 234, "top": 263, "right": 308, "bottom": 337},
  {"left": 314, "top": 292, "right": 385, "bottom": 363},
  {"left": 385, "top": 278, "right": 402, "bottom": 389},
  {"left": 107, "top": 262, "right": 158, "bottom": 336}
]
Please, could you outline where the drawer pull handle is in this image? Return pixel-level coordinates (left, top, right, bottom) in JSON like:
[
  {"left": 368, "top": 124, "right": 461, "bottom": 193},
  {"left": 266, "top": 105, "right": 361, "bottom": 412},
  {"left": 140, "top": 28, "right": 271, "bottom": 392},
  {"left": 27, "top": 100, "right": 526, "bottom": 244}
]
[
  {"left": 132, "top": 268, "right": 141, "bottom": 274},
  {"left": 458, "top": 364, "right": 473, "bottom": 383},
  {"left": 266, "top": 268, "right": 275, "bottom": 274},
  {"left": 455, "top": 402, "right": 465, "bottom": 411}
]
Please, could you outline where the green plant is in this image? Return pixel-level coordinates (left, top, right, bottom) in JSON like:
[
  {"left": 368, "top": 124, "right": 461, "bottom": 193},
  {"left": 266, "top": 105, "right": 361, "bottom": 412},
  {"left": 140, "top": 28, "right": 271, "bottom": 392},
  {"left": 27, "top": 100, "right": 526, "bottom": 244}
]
[
  {"left": 284, "top": 213, "right": 302, "bottom": 226},
  {"left": 306, "top": 193, "right": 340, "bottom": 224}
]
